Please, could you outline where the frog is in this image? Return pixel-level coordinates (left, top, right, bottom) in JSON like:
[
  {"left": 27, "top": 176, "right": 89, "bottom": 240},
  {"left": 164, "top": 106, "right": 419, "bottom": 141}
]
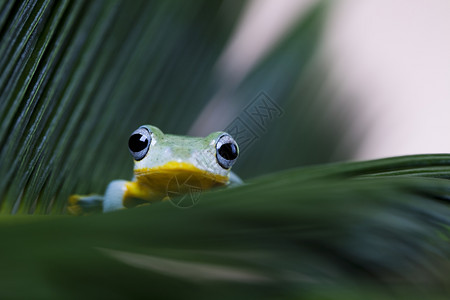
[{"left": 67, "top": 125, "right": 241, "bottom": 215}]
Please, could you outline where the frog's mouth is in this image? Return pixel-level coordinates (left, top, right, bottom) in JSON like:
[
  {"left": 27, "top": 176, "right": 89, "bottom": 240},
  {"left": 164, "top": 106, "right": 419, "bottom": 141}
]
[{"left": 134, "top": 161, "right": 228, "bottom": 193}]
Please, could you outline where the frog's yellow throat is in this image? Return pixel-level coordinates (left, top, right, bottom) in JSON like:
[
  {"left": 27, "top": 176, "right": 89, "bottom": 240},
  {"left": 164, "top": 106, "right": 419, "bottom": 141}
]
[
  {"left": 133, "top": 161, "right": 228, "bottom": 193},
  {"left": 68, "top": 162, "right": 230, "bottom": 214}
]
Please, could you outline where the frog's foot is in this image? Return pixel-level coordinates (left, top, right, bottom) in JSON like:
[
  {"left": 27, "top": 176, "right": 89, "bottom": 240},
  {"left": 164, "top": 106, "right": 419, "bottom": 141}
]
[
  {"left": 104, "top": 180, "right": 160, "bottom": 212},
  {"left": 67, "top": 194, "right": 104, "bottom": 216}
]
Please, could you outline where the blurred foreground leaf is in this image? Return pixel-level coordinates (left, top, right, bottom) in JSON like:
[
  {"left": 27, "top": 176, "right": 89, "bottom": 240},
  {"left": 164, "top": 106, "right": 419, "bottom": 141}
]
[{"left": 0, "top": 154, "right": 449, "bottom": 299}]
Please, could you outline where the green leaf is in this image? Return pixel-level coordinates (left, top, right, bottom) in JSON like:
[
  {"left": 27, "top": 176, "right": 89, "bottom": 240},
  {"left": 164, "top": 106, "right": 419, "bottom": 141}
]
[
  {"left": 0, "top": 0, "right": 246, "bottom": 214},
  {"left": 0, "top": 0, "right": 351, "bottom": 214},
  {"left": 2, "top": 1, "right": 450, "bottom": 298},
  {"left": 0, "top": 158, "right": 449, "bottom": 298}
]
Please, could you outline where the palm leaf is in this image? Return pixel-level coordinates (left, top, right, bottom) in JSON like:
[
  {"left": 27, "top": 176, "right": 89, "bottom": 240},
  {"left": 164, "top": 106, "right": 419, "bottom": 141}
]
[
  {"left": 0, "top": 0, "right": 355, "bottom": 214},
  {"left": 0, "top": 155, "right": 450, "bottom": 298},
  {"left": 1, "top": 1, "right": 450, "bottom": 299},
  {"left": 0, "top": 0, "right": 246, "bottom": 214}
]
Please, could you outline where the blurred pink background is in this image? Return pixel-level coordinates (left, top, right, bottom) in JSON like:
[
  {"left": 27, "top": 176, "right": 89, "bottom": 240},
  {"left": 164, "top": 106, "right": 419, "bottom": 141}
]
[{"left": 194, "top": 0, "right": 450, "bottom": 160}]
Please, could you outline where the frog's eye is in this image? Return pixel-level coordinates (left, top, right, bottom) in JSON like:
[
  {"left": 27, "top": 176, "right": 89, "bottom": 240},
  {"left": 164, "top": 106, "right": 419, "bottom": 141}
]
[
  {"left": 128, "top": 127, "right": 152, "bottom": 161},
  {"left": 216, "top": 134, "right": 239, "bottom": 169}
]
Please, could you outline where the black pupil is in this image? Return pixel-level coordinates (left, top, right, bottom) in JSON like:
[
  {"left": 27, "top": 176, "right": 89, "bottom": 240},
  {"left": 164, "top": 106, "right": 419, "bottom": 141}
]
[
  {"left": 219, "top": 143, "right": 237, "bottom": 160},
  {"left": 128, "top": 134, "right": 148, "bottom": 152}
]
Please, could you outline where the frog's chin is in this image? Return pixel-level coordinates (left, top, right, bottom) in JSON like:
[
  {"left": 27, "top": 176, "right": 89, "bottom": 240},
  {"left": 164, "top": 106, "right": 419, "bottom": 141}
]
[{"left": 134, "top": 161, "right": 229, "bottom": 192}]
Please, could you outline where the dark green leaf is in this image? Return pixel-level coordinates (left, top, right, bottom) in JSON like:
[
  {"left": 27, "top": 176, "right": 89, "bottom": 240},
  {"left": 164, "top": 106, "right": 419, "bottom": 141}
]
[
  {"left": 0, "top": 164, "right": 449, "bottom": 298},
  {"left": 0, "top": 0, "right": 245, "bottom": 213}
]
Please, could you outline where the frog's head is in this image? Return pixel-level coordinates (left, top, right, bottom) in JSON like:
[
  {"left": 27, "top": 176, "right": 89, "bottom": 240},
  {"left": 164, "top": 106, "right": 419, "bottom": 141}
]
[{"left": 127, "top": 125, "right": 239, "bottom": 192}]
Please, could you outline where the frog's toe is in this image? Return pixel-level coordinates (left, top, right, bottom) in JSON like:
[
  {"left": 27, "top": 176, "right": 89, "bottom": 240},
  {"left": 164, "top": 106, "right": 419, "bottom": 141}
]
[
  {"left": 67, "top": 194, "right": 104, "bottom": 215},
  {"left": 67, "top": 195, "right": 82, "bottom": 215}
]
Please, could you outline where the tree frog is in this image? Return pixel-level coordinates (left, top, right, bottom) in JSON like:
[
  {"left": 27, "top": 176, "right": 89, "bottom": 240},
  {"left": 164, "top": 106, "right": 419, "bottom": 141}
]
[{"left": 68, "top": 125, "right": 241, "bottom": 215}]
